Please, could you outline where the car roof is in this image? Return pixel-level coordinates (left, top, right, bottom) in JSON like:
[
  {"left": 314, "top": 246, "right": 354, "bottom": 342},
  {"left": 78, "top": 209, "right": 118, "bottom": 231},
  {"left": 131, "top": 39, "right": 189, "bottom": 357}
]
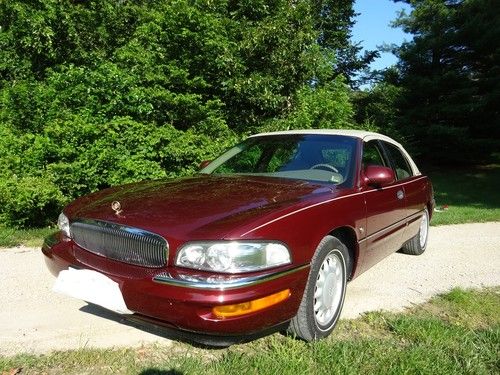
[
  {"left": 250, "top": 129, "right": 421, "bottom": 175},
  {"left": 251, "top": 129, "right": 396, "bottom": 143}
]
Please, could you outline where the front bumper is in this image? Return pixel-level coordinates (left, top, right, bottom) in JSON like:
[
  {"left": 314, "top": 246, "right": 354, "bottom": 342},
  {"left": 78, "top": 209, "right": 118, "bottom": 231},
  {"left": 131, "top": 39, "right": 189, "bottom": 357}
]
[{"left": 42, "top": 233, "right": 309, "bottom": 338}]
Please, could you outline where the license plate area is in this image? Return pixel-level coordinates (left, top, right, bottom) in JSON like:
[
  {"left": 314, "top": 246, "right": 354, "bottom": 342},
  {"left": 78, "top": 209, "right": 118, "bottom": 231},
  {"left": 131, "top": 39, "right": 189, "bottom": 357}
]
[{"left": 53, "top": 267, "right": 133, "bottom": 314}]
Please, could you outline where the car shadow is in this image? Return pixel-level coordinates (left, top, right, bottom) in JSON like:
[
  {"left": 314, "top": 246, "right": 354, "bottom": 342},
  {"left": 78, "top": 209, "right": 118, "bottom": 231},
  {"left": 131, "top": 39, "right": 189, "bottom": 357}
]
[
  {"left": 78, "top": 303, "right": 265, "bottom": 349},
  {"left": 79, "top": 303, "right": 212, "bottom": 348}
]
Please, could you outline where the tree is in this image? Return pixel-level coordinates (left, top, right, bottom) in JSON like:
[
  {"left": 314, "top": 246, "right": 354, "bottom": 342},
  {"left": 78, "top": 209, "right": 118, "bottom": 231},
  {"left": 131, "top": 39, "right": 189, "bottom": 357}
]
[
  {"left": 352, "top": 69, "right": 403, "bottom": 138},
  {"left": 310, "top": 0, "right": 379, "bottom": 87},
  {"left": 389, "top": 0, "right": 500, "bottom": 164},
  {"left": 0, "top": 0, "right": 363, "bottom": 227}
]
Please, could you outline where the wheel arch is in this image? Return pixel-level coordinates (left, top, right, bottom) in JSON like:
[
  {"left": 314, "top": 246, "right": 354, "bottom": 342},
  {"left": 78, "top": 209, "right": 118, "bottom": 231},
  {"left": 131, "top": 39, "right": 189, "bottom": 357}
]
[
  {"left": 426, "top": 203, "right": 433, "bottom": 223},
  {"left": 328, "top": 226, "right": 359, "bottom": 280},
  {"left": 426, "top": 178, "right": 435, "bottom": 221}
]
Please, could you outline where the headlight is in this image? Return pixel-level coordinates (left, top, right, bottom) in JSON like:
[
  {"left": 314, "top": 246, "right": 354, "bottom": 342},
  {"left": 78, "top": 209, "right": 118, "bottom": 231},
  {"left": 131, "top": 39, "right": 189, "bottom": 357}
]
[
  {"left": 175, "top": 241, "right": 291, "bottom": 273},
  {"left": 57, "top": 212, "right": 71, "bottom": 238}
]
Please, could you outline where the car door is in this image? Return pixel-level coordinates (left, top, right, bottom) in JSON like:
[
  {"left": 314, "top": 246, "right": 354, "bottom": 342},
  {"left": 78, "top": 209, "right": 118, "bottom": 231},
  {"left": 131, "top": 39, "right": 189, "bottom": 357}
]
[
  {"left": 380, "top": 140, "right": 425, "bottom": 242},
  {"left": 359, "top": 140, "right": 407, "bottom": 271}
]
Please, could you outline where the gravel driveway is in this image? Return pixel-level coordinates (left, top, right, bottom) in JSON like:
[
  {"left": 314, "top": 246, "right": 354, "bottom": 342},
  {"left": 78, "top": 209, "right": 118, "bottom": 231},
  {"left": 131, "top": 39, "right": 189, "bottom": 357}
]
[{"left": 1, "top": 222, "right": 499, "bottom": 355}]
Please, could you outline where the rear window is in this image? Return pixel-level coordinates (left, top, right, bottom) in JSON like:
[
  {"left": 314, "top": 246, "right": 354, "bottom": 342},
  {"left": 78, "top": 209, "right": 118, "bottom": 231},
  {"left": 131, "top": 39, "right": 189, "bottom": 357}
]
[{"left": 382, "top": 142, "right": 413, "bottom": 180}]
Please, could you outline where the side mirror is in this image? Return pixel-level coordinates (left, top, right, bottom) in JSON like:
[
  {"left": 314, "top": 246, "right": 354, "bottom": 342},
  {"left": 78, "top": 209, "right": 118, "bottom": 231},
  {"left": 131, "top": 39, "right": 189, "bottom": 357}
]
[
  {"left": 199, "top": 160, "right": 211, "bottom": 170},
  {"left": 364, "top": 165, "right": 395, "bottom": 188}
]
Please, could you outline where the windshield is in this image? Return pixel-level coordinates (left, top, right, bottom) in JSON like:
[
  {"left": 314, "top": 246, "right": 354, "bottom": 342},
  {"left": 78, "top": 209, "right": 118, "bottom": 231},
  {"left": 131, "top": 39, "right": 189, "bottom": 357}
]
[{"left": 200, "top": 134, "right": 357, "bottom": 186}]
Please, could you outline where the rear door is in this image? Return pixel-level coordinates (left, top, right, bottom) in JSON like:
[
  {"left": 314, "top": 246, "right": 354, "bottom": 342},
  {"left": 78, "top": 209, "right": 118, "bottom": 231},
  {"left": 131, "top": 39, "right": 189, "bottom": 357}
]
[{"left": 380, "top": 140, "right": 426, "bottom": 241}]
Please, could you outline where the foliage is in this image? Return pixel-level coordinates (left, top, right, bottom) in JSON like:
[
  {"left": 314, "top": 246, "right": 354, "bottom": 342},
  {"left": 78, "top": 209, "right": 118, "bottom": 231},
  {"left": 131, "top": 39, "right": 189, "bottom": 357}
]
[
  {"left": 310, "top": 0, "right": 379, "bottom": 88},
  {"left": 0, "top": 175, "right": 65, "bottom": 228},
  {"left": 260, "top": 76, "right": 358, "bottom": 132},
  {"left": 387, "top": 0, "right": 500, "bottom": 164},
  {"left": 1, "top": 287, "right": 499, "bottom": 374},
  {"left": 352, "top": 70, "right": 403, "bottom": 140},
  {"left": 0, "top": 0, "right": 369, "bottom": 227}
]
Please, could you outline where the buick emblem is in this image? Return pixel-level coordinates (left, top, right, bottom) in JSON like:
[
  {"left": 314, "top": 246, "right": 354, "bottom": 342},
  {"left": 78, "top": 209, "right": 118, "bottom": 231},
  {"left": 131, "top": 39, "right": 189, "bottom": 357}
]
[{"left": 111, "top": 201, "right": 123, "bottom": 216}]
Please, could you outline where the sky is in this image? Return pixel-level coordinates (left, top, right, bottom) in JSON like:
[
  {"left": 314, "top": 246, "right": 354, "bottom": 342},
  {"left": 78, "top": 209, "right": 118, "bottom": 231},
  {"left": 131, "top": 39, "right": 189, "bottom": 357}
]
[{"left": 352, "top": 0, "right": 413, "bottom": 71}]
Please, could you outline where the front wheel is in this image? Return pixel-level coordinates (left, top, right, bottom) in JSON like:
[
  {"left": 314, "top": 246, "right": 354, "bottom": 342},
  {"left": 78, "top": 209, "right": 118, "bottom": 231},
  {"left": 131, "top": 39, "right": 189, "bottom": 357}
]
[{"left": 288, "top": 235, "right": 349, "bottom": 341}]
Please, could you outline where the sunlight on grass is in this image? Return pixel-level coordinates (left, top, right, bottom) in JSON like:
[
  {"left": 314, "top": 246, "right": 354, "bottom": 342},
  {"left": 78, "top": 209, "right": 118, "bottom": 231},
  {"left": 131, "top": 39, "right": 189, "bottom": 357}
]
[{"left": 0, "top": 226, "right": 55, "bottom": 248}]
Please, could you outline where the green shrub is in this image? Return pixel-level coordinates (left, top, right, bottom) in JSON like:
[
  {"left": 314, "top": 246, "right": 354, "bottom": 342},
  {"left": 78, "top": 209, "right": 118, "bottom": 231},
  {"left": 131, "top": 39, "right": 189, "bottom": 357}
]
[
  {"left": 259, "top": 78, "right": 358, "bottom": 133},
  {"left": 0, "top": 0, "right": 357, "bottom": 227},
  {"left": 0, "top": 114, "right": 238, "bottom": 227},
  {"left": 0, "top": 175, "right": 65, "bottom": 228}
]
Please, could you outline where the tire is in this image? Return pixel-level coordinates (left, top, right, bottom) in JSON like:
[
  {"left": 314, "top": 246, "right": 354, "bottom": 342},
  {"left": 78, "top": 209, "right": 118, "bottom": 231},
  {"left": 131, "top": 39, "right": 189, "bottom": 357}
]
[
  {"left": 288, "top": 235, "right": 350, "bottom": 341},
  {"left": 401, "top": 208, "right": 429, "bottom": 255}
]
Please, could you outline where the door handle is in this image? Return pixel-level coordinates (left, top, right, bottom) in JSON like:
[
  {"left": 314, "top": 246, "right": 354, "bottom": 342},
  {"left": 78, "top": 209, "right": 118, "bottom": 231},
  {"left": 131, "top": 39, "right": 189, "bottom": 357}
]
[{"left": 397, "top": 190, "right": 404, "bottom": 200}]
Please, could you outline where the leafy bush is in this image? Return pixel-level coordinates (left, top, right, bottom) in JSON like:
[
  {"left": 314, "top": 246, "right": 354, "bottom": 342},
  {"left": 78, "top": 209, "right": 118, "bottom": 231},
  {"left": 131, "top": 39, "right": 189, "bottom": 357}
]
[
  {"left": 0, "top": 0, "right": 361, "bottom": 227},
  {"left": 0, "top": 175, "right": 65, "bottom": 228},
  {"left": 259, "top": 77, "right": 359, "bottom": 132}
]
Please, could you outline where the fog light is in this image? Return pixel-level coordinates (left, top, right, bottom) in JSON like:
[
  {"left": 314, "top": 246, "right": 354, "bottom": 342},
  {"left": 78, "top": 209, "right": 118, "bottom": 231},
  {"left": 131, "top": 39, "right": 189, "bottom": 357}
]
[{"left": 212, "top": 289, "right": 290, "bottom": 318}]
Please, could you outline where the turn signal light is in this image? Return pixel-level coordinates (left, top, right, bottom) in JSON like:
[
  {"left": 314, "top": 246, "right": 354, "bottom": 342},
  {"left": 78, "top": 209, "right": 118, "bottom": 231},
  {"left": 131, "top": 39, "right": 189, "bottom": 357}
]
[{"left": 212, "top": 289, "right": 291, "bottom": 318}]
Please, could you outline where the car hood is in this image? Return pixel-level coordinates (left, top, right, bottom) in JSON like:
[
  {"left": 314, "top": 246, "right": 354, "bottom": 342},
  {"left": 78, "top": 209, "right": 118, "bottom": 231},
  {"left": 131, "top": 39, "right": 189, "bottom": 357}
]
[{"left": 65, "top": 174, "right": 335, "bottom": 240}]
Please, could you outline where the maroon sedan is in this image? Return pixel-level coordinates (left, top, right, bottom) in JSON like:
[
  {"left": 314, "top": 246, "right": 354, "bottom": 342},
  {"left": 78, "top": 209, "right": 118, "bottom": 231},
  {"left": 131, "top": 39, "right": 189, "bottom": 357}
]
[{"left": 43, "top": 130, "right": 434, "bottom": 344}]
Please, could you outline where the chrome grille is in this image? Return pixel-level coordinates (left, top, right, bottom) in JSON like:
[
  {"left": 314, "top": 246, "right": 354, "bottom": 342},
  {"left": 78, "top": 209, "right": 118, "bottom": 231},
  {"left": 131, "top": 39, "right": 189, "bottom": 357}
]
[{"left": 70, "top": 219, "right": 168, "bottom": 268}]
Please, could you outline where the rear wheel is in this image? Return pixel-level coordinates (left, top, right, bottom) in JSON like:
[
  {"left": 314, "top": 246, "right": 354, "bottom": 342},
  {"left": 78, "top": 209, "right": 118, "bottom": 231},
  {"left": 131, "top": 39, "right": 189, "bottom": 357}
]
[
  {"left": 401, "top": 208, "right": 429, "bottom": 255},
  {"left": 288, "top": 235, "right": 349, "bottom": 341}
]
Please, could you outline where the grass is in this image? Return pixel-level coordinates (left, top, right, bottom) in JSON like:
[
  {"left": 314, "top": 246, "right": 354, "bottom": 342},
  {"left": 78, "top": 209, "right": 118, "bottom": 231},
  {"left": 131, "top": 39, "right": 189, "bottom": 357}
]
[
  {"left": 429, "top": 164, "right": 500, "bottom": 225},
  {"left": 0, "top": 225, "right": 55, "bottom": 248},
  {"left": 1, "top": 287, "right": 499, "bottom": 375}
]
